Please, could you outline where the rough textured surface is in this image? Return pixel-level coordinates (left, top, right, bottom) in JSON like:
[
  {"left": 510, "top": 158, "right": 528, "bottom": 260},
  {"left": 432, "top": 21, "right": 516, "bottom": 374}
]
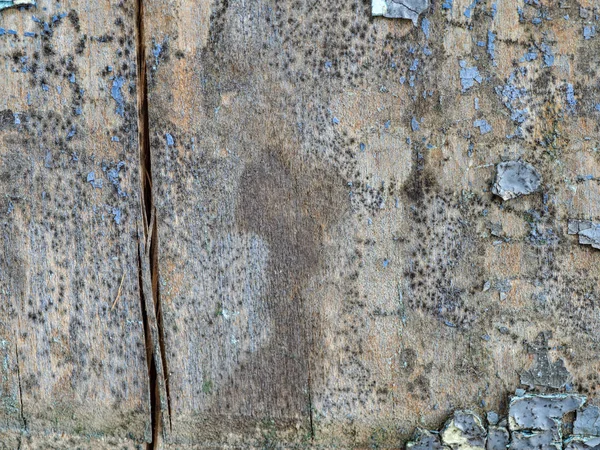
[
  {"left": 3, "top": 0, "right": 600, "bottom": 446},
  {"left": 0, "top": 0, "right": 150, "bottom": 443},
  {"left": 520, "top": 331, "right": 571, "bottom": 389}
]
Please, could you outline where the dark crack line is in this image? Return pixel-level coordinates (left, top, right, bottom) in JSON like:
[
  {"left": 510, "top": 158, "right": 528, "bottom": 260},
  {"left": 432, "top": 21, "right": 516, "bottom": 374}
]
[
  {"left": 136, "top": 0, "right": 172, "bottom": 445},
  {"left": 14, "top": 340, "right": 26, "bottom": 431}
]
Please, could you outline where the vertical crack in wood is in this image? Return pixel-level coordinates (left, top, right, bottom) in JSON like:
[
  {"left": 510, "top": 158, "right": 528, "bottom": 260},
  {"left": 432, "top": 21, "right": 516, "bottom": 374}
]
[
  {"left": 135, "top": 0, "right": 172, "bottom": 445},
  {"left": 14, "top": 339, "right": 26, "bottom": 432}
]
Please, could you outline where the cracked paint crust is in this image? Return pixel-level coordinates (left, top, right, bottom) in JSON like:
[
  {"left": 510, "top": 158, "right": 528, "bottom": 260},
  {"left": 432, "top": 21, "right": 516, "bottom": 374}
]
[
  {"left": 372, "top": 0, "right": 429, "bottom": 25},
  {"left": 0, "top": 0, "right": 35, "bottom": 11}
]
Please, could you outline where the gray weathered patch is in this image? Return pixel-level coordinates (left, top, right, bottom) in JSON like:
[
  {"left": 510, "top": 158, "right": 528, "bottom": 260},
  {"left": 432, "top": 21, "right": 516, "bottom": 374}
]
[
  {"left": 0, "top": 0, "right": 35, "bottom": 11},
  {"left": 520, "top": 331, "right": 571, "bottom": 389},
  {"left": 486, "top": 425, "right": 509, "bottom": 450},
  {"left": 487, "top": 411, "right": 499, "bottom": 426},
  {"left": 491, "top": 160, "right": 542, "bottom": 201},
  {"left": 574, "top": 406, "right": 600, "bottom": 436},
  {"left": 407, "top": 428, "right": 450, "bottom": 449},
  {"left": 510, "top": 430, "right": 560, "bottom": 450},
  {"left": 509, "top": 392, "right": 586, "bottom": 448},
  {"left": 564, "top": 436, "right": 600, "bottom": 450},
  {"left": 372, "top": 0, "right": 429, "bottom": 25},
  {"left": 568, "top": 220, "right": 600, "bottom": 250},
  {"left": 441, "top": 410, "right": 487, "bottom": 450}
]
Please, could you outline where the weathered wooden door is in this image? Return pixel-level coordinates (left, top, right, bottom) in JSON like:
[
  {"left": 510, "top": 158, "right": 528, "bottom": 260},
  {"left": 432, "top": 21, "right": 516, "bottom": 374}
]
[{"left": 1, "top": 0, "right": 600, "bottom": 448}]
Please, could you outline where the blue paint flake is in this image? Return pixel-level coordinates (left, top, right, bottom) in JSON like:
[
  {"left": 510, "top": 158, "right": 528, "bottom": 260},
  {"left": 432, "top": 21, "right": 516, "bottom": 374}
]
[
  {"left": 111, "top": 77, "right": 125, "bottom": 117},
  {"left": 491, "top": 2, "right": 497, "bottom": 19},
  {"left": 541, "top": 43, "right": 554, "bottom": 67},
  {"left": 360, "top": 143, "right": 366, "bottom": 151},
  {"left": 7, "top": 29, "right": 17, "bottom": 35},
  {"left": 474, "top": 97, "right": 480, "bottom": 110},
  {"left": 383, "top": 259, "right": 389, "bottom": 268},
  {"left": 477, "top": 41, "right": 486, "bottom": 47},
  {"left": 87, "top": 172, "right": 103, "bottom": 189},
  {"left": 422, "top": 46, "right": 432, "bottom": 56},
  {"left": 166, "top": 133, "right": 174, "bottom": 145},
  {"left": 69, "top": 73, "right": 76, "bottom": 83},
  {"left": 442, "top": 0, "right": 453, "bottom": 10},
  {"left": 324, "top": 60, "right": 332, "bottom": 69},
  {"left": 103, "top": 161, "right": 127, "bottom": 197},
  {"left": 411, "top": 117, "right": 420, "bottom": 132},
  {"left": 459, "top": 60, "right": 482, "bottom": 91},
  {"left": 595, "top": 104, "right": 600, "bottom": 112},
  {"left": 0, "top": 28, "right": 5, "bottom": 36},
  {"left": 566, "top": 83, "right": 576, "bottom": 113},
  {"left": 474, "top": 119, "right": 492, "bottom": 134},
  {"left": 332, "top": 117, "right": 340, "bottom": 125},
  {"left": 66, "top": 125, "right": 76, "bottom": 140},
  {"left": 24, "top": 31, "right": 35, "bottom": 37},
  {"left": 42, "top": 84, "right": 49, "bottom": 91},
  {"left": 112, "top": 208, "right": 122, "bottom": 225},
  {"left": 464, "top": 0, "right": 480, "bottom": 18},
  {"left": 487, "top": 31, "right": 496, "bottom": 62},
  {"left": 584, "top": 26, "right": 596, "bottom": 40},
  {"left": 111, "top": 136, "right": 120, "bottom": 142},
  {"left": 384, "top": 120, "right": 391, "bottom": 129},
  {"left": 421, "top": 18, "right": 431, "bottom": 39},
  {"left": 409, "top": 58, "right": 419, "bottom": 71}
]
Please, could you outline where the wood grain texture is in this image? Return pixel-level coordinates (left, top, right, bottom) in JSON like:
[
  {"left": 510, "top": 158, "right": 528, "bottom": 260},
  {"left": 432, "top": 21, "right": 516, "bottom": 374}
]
[
  {"left": 0, "top": 0, "right": 149, "bottom": 443},
  {"left": 143, "top": 0, "right": 600, "bottom": 447}
]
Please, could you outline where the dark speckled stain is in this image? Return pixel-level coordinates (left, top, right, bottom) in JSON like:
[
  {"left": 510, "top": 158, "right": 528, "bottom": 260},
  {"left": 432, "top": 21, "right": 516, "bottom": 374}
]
[{"left": 207, "top": 149, "right": 347, "bottom": 425}]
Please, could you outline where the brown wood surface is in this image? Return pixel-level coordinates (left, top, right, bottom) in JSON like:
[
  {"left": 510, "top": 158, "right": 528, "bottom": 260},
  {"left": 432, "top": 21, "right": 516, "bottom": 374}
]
[
  {"left": 1, "top": 0, "right": 600, "bottom": 448},
  {"left": 0, "top": 1, "right": 150, "bottom": 446}
]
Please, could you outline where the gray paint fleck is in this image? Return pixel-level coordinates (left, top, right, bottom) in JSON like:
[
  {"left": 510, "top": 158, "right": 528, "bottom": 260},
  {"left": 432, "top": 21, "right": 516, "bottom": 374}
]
[
  {"left": 520, "top": 331, "right": 571, "bottom": 389},
  {"left": 0, "top": 0, "right": 35, "bottom": 11},
  {"left": 565, "top": 436, "right": 600, "bottom": 450},
  {"left": 486, "top": 425, "right": 509, "bottom": 450},
  {"left": 510, "top": 430, "right": 560, "bottom": 450},
  {"left": 568, "top": 220, "right": 600, "bottom": 250},
  {"left": 372, "top": 0, "right": 429, "bottom": 26},
  {"left": 508, "top": 393, "right": 586, "bottom": 441},
  {"left": 407, "top": 428, "right": 450, "bottom": 449},
  {"left": 491, "top": 160, "right": 541, "bottom": 201},
  {"left": 574, "top": 406, "right": 600, "bottom": 436},
  {"left": 441, "top": 410, "right": 487, "bottom": 450}
]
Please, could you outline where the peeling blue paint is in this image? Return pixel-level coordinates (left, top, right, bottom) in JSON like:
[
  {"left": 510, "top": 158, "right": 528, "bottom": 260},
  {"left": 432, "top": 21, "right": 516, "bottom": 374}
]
[
  {"left": 111, "top": 76, "right": 125, "bottom": 117},
  {"left": 459, "top": 61, "right": 482, "bottom": 92},
  {"left": 411, "top": 117, "right": 420, "bottom": 131},
  {"left": 112, "top": 208, "right": 122, "bottom": 225},
  {"left": 69, "top": 73, "right": 75, "bottom": 83},
  {"left": 166, "top": 133, "right": 174, "bottom": 145},
  {"left": 474, "top": 119, "right": 492, "bottom": 134},
  {"left": 487, "top": 31, "right": 496, "bottom": 62},
  {"left": 421, "top": 18, "right": 430, "bottom": 39},
  {"left": 541, "top": 43, "right": 554, "bottom": 67},
  {"left": 491, "top": 2, "right": 497, "bottom": 19},
  {"left": 409, "top": 58, "right": 419, "bottom": 71},
  {"left": 87, "top": 172, "right": 103, "bottom": 189},
  {"left": 332, "top": 117, "right": 340, "bottom": 125},
  {"left": 584, "top": 26, "right": 596, "bottom": 40},
  {"left": 464, "top": 0, "right": 480, "bottom": 18},
  {"left": 442, "top": 0, "right": 453, "bottom": 10},
  {"left": 24, "top": 31, "right": 35, "bottom": 37}
]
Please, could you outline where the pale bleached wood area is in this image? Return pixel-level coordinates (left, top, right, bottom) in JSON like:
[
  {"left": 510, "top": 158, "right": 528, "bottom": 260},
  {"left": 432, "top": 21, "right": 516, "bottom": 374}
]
[{"left": 1, "top": 0, "right": 600, "bottom": 448}]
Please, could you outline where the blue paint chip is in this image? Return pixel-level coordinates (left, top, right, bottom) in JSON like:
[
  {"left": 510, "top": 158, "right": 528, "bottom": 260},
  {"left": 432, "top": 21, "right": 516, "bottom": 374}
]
[
  {"left": 409, "top": 58, "right": 419, "bottom": 71},
  {"left": 384, "top": 120, "right": 391, "bottom": 129},
  {"left": 459, "top": 61, "right": 482, "bottom": 91},
  {"left": 24, "top": 31, "right": 36, "bottom": 37},
  {"left": 111, "top": 136, "right": 120, "bottom": 142},
  {"left": 464, "top": 0, "right": 480, "bottom": 18},
  {"left": 411, "top": 117, "right": 420, "bottom": 132},
  {"left": 112, "top": 208, "right": 122, "bottom": 225},
  {"left": 474, "top": 119, "right": 492, "bottom": 134},
  {"left": 442, "top": 0, "right": 453, "bottom": 10},
  {"left": 332, "top": 117, "right": 340, "bottom": 125},
  {"left": 359, "top": 143, "right": 366, "bottom": 151},
  {"left": 42, "top": 84, "right": 49, "bottom": 91},
  {"left": 111, "top": 77, "right": 126, "bottom": 117},
  {"left": 421, "top": 18, "right": 431, "bottom": 39},
  {"left": 584, "top": 25, "right": 596, "bottom": 40},
  {"left": 7, "top": 29, "right": 17, "bottom": 35},
  {"left": 166, "top": 133, "right": 174, "bottom": 145},
  {"left": 487, "top": 31, "right": 496, "bottom": 61},
  {"left": 383, "top": 259, "right": 389, "bottom": 268},
  {"left": 541, "top": 43, "right": 554, "bottom": 67},
  {"left": 69, "top": 73, "right": 76, "bottom": 83}
]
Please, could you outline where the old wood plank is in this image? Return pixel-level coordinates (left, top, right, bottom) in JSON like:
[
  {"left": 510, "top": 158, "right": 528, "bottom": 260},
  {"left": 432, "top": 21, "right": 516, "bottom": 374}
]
[
  {"left": 0, "top": 0, "right": 150, "bottom": 442},
  {"left": 143, "top": 0, "right": 600, "bottom": 447}
]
